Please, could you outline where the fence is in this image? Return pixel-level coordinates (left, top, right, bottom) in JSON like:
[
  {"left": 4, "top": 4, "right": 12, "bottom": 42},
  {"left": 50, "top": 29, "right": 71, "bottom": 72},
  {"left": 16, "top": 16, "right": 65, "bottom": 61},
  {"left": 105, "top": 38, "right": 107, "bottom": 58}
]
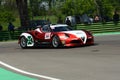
[
  {"left": 77, "top": 22, "right": 120, "bottom": 33},
  {"left": 0, "top": 30, "right": 23, "bottom": 41}
]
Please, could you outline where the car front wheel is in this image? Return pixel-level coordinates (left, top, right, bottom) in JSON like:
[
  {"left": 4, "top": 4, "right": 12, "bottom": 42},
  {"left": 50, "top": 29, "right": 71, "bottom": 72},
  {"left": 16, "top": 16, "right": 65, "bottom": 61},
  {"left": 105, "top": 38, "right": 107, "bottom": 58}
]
[{"left": 52, "top": 35, "right": 61, "bottom": 48}]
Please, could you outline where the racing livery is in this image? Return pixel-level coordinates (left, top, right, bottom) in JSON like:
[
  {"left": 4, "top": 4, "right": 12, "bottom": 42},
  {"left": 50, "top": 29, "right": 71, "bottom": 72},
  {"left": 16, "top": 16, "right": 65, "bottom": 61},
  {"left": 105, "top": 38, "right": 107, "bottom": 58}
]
[{"left": 18, "top": 24, "right": 94, "bottom": 48}]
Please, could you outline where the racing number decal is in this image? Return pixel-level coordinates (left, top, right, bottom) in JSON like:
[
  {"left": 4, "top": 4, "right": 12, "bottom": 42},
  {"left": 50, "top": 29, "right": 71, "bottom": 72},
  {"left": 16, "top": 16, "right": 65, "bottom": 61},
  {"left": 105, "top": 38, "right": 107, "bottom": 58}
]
[
  {"left": 45, "top": 33, "right": 51, "bottom": 39},
  {"left": 27, "top": 36, "right": 33, "bottom": 45}
]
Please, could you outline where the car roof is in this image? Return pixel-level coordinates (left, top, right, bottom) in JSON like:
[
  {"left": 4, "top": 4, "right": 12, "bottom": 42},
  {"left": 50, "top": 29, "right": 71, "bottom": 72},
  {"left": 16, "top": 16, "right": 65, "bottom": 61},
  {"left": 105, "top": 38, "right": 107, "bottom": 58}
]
[{"left": 50, "top": 24, "right": 68, "bottom": 29}]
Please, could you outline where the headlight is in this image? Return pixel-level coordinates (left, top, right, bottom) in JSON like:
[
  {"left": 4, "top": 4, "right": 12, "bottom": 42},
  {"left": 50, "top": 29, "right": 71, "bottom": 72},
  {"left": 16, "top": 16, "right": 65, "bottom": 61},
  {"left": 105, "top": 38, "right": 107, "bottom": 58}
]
[{"left": 59, "top": 33, "right": 70, "bottom": 39}]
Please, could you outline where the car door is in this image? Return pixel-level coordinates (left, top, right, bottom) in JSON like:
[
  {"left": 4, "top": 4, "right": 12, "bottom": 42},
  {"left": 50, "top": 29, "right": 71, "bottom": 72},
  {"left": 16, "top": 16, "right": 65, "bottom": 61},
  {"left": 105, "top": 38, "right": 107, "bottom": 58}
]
[{"left": 40, "top": 25, "right": 52, "bottom": 42}]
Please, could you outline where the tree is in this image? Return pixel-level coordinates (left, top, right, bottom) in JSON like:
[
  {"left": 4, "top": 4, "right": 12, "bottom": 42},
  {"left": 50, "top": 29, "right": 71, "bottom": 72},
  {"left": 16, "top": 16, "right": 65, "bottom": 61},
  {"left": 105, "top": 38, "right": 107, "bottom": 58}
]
[
  {"left": 0, "top": 0, "right": 16, "bottom": 23},
  {"left": 29, "top": 0, "right": 42, "bottom": 16},
  {"left": 16, "top": 0, "right": 29, "bottom": 29},
  {"left": 61, "top": 0, "right": 95, "bottom": 16}
]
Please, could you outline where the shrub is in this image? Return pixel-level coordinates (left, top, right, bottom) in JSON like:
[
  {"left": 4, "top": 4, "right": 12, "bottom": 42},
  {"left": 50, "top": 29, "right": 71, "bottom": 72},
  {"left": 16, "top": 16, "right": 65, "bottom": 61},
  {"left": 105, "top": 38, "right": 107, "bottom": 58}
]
[{"left": 0, "top": 10, "right": 15, "bottom": 23}]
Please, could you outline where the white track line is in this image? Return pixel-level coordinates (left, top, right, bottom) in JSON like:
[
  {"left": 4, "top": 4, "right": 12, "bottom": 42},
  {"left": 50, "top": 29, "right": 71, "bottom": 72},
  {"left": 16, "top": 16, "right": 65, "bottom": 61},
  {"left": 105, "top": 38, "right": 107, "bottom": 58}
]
[{"left": 0, "top": 61, "right": 61, "bottom": 80}]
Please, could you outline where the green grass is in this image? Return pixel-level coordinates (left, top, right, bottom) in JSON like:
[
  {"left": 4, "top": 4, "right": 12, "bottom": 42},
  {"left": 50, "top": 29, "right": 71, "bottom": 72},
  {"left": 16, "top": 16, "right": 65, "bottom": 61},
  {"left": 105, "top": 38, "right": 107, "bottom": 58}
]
[{"left": 30, "top": 15, "right": 58, "bottom": 24}]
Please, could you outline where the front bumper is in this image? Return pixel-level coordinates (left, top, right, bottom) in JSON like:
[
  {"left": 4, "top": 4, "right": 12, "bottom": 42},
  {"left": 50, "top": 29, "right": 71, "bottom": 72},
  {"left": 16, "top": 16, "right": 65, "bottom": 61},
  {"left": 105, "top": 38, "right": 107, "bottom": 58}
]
[{"left": 61, "top": 37, "right": 94, "bottom": 47}]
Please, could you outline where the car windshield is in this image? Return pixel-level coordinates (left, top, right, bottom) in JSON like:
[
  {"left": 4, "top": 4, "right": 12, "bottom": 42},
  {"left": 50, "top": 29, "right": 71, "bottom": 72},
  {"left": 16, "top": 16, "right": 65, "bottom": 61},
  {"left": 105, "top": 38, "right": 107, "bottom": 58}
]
[{"left": 52, "top": 26, "right": 73, "bottom": 32}]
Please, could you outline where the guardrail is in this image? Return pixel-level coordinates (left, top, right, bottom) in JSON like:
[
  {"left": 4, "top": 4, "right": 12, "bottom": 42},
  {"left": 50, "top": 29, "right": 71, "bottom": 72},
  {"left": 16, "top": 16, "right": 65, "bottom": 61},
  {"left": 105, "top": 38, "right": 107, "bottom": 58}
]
[
  {"left": 0, "top": 30, "right": 23, "bottom": 41},
  {"left": 0, "top": 22, "right": 120, "bottom": 41},
  {"left": 77, "top": 22, "right": 120, "bottom": 33}
]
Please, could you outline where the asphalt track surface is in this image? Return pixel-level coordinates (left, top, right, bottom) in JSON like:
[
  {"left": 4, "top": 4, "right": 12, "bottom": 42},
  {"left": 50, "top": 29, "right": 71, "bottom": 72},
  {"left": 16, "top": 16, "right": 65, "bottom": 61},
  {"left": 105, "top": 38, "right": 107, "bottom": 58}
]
[{"left": 0, "top": 34, "right": 120, "bottom": 80}]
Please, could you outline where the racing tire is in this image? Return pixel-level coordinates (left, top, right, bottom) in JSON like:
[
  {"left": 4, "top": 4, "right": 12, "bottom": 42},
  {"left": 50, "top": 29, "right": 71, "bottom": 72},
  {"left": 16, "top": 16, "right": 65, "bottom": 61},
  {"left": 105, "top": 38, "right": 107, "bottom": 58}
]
[
  {"left": 52, "top": 35, "right": 61, "bottom": 48},
  {"left": 20, "top": 36, "right": 27, "bottom": 49}
]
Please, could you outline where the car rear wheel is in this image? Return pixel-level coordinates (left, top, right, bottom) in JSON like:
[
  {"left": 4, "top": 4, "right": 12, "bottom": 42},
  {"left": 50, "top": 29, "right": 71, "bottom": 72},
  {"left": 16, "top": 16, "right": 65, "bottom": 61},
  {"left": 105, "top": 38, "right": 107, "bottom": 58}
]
[
  {"left": 20, "top": 36, "right": 27, "bottom": 49},
  {"left": 52, "top": 35, "right": 61, "bottom": 48}
]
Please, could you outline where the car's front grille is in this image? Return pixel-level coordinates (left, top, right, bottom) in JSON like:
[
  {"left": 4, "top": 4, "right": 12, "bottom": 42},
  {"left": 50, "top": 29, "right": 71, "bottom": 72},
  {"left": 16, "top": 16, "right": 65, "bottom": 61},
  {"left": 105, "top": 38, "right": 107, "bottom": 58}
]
[
  {"left": 81, "top": 37, "right": 85, "bottom": 42},
  {"left": 86, "top": 38, "right": 93, "bottom": 43}
]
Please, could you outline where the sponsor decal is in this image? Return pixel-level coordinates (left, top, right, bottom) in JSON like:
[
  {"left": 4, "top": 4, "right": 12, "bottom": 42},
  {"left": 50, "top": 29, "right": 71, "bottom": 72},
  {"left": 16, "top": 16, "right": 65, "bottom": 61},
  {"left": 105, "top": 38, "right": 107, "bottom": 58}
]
[
  {"left": 45, "top": 33, "right": 51, "bottom": 39},
  {"left": 27, "top": 36, "right": 33, "bottom": 45}
]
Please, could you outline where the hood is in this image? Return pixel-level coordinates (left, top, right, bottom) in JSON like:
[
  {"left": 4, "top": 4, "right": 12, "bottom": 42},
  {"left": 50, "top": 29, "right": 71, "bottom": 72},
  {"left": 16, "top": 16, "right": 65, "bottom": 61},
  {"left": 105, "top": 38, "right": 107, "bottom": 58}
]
[{"left": 63, "top": 30, "right": 87, "bottom": 44}]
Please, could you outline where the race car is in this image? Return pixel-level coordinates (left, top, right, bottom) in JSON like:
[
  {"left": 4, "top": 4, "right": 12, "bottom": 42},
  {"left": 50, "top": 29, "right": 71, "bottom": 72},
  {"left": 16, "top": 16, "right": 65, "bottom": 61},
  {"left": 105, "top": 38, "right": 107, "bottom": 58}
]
[{"left": 18, "top": 24, "right": 94, "bottom": 48}]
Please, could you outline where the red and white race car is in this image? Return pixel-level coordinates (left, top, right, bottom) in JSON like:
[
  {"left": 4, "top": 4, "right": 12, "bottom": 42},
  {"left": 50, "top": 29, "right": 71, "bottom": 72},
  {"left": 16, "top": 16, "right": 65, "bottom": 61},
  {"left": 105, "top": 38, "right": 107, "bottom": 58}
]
[{"left": 18, "top": 24, "right": 94, "bottom": 48}]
